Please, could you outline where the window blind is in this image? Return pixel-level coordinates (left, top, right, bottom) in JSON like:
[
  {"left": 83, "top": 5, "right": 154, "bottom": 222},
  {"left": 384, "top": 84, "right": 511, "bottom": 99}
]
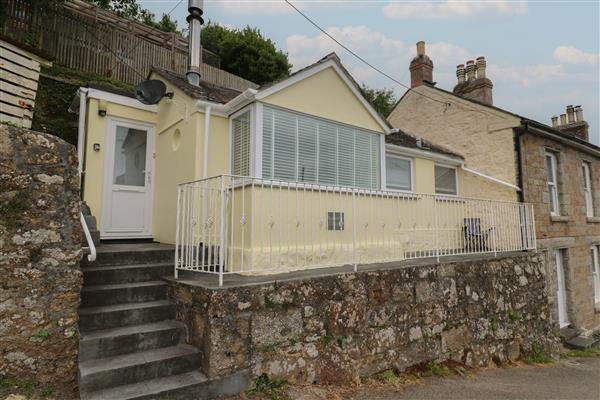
[
  {"left": 232, "top": 111, "right": 250, "bottom": 176},
  {"left": 262, "top": 106, "right": 380, "bottom": 189}
]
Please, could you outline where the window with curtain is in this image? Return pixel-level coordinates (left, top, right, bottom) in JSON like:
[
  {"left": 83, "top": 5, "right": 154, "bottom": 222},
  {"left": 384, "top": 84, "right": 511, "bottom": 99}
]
[
  {"left": 262, "top": 106, "right": 380, "bottom": 189},
  {"left": 232, "top": 111, "right": 250, "bottom": 176},
  {"left": 386, "top": 155, "right": 412, "bottom": 191},
  {"left": 434, "top": 164, "right": 457, "bottom": 195}
]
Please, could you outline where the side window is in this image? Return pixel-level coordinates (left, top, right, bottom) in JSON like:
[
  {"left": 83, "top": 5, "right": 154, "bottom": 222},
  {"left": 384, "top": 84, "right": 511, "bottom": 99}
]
[
  {"left": 546, "top": 152, "right": 559, "bottom": 215},
  {"left": 232, "top": 111, "right": 251, "bottom": 176},
  {"left": 385, "top": 155, "right": 412, "bottom": 191},
  {"left": 582, "top": 162, "right": 594, "bottom": 217},
  {"left": 435, "top": 164, "right": 457, "bottom": 195}
]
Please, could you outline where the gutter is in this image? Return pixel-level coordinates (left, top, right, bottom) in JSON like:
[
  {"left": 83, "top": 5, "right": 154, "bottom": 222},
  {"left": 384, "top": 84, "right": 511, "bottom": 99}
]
[
  {"left": 77, "top": 88, "right": 89, "bottom": 194},
  {"left": 520, "top": 120, "right": 600, "bottom": 157},
  {"left": 196, "top": 88, "right": 258, "bottom": 116}
]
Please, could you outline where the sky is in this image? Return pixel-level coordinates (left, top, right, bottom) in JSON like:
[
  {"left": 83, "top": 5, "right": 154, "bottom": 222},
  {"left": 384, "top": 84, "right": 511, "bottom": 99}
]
[{"left": 140, "top": 1, "right": 600, "bottom": 145}]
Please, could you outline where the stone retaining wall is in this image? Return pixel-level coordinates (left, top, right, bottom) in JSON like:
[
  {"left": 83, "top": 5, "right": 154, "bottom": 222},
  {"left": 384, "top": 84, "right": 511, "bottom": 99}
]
[
  {"left": 167, "top": 253, "right": 560, "bottom": 384},
  {"left": 0, "top": 125, "right": 82, "bottom": 394}
]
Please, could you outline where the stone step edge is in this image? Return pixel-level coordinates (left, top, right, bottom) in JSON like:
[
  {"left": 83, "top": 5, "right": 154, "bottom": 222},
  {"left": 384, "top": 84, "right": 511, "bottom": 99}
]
[
  {"left": 82, "top": 280, "right": 168, "bottom": 292},
  {"left": 78, "top": 300, "right": 173, "bottom": 316},
  {"left": 80, "top": 320, "right": 185, "bottom": 342}
]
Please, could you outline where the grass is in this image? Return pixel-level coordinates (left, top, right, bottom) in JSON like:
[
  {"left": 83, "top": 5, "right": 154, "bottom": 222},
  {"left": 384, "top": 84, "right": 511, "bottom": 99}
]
[
  {"left": 562, "top": 347, "right": 600, "bottom": 359},
  {"left": 0, "top": 377, "right": 36, "bottom": 391},
  {"left": 376, "top": 369, "right": 405, "bottom": 387},
  {"left": 426, "top": 361, "right": 452, "bottom": 377},
  {"left": 507, "top": 309, "right": 522, "bottom": 322},
  {"left": 522, "top": 343, "right": 554, "bottom": 365},
  {"left": 32, "top": 330, "right": 51, "bottom": 340},
  {"left": 246, "top": 374, "right": 289, "bottom": 400}
]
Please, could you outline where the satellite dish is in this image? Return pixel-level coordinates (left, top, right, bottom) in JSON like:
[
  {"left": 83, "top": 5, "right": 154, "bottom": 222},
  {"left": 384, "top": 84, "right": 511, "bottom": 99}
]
[{"left": 135, "top": 80, "right": 173, "bottom": 105}]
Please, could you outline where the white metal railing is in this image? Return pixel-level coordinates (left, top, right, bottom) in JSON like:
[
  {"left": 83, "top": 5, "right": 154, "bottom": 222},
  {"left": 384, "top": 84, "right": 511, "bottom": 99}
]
[
  {"left": 80, "top": 212, "right": 96, "bottom": 262},
  {"left": 175, "top": 175, "right": 536, "bottom": 285}
]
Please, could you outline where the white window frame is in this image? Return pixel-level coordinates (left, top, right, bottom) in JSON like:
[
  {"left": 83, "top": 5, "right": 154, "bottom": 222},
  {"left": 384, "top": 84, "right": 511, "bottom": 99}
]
[
  {"left": 229, "top": 104, "right": 255, "bottom": 176},
  {"left": 582, "top": 162, "right": 594, "bottom": 218},
  {"left": 546, "top": 152, "right": 560, "bottom": 216},
  {"left": 385, "top": 154, "right": 413, "bottom": 192},
  {"left": 434, "top": 163, "right": 458, "bottom": 196},
  {"left": 591, "top": 245, "right": 600, "bottom": 304}
]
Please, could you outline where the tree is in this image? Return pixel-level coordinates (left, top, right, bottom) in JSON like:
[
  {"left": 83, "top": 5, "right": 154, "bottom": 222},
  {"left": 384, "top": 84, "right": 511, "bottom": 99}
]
[
  {"left": 90, "top": 0, "right": 178, "bottom": 33},
  {"left": 201, "top": 23, "right": 291, "bottom": 85},
  {"left": 360, "top": 84, "right": 397, "bottom": 118}
]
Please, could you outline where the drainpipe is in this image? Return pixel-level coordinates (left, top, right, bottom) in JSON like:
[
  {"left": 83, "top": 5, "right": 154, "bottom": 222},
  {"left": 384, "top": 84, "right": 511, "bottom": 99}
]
[
  {"left": 202, "top": 105, "right": 212, "bottom": 179},
  {"left": 514, "top": 127, "right": 525, "bottom": 203},
  {"left": 77, "top": 88, "right": 89, "bottom": 195}
]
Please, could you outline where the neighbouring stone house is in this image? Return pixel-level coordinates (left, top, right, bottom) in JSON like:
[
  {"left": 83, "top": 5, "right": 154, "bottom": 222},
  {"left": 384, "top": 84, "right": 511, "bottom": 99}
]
[{"left": 388, "top": 41, "right": 600, "bottom": 336}]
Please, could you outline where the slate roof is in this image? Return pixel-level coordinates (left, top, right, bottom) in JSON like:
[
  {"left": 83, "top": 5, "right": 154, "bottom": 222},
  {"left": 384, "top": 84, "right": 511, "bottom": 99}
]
[
  {"left": 150, "top": 67, "right": 242, "bottom": 104},
  {"left": 386, "top": 128, "right": 463, "bottom": 159}
]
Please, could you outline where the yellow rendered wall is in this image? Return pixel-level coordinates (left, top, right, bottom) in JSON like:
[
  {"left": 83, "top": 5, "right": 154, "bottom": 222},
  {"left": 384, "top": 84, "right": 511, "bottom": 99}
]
[
  {"left": 262, "top": 66, "right": 385, "bottom": 133},
  {"left": 412, "top": 157, "right": 436, "bottom": 194},
  {"left": 82, "top": 98, "right": 157, "bottom": 230}
]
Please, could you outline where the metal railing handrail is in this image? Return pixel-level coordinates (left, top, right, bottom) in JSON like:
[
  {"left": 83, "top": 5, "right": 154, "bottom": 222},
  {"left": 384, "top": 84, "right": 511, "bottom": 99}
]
[
  {"left": 177, "top": 174, "right": 532, "bottom": 206},
  {"left": 80, "top": 212, "right": 96, "bottom": 262}
]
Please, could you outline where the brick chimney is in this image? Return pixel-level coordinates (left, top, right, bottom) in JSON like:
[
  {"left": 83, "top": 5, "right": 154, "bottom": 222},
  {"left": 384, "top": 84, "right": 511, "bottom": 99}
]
[
  {"left": 553, "top": 105, "right": 589, "bottom": 141},
  {"left": 453, "top": 56, "right": 493, "bottom": 105},
  {"left": 409, "top": 41, "right": 433, "bottom": 88}
]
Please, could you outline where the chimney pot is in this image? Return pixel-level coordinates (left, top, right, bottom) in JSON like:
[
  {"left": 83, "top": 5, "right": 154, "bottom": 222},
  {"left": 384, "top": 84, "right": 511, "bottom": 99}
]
[
  {"left": 575, "top": 106, "right": 583, "bottom": 122},
  {"left": 456, "top": 64, "right": 465, "bottom": 84},
  {"left": 465, "top": 60, "right": 476, "bottom": 81},
  {"left": 551, "top": 115, "right": 558, "bottom": 128},
  {"left": 416, "top": 41, "right": 426, "bottom": 56},
  {"left": 566, "top": 105, "right": 575, "bottom": 124},
  {"left": 186, "top": 0, "right": 204, "bottom": 86},
  {"left": 476, "top": 56, "right": 486, "bottom": 79},
  {"left": 560, "top": 113, "right": 567, "bottom": 126}
]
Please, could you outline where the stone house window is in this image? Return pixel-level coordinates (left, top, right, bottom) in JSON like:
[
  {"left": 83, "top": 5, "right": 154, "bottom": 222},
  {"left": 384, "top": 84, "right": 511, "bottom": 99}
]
[
  {"left": 582, "top": 162, "right": 594, "bottom": 218},
  {"left": 545, "top": 152, "right": 560, "bottom": 216},
  {"left": 591, "top": 246, "right": 600, "bottom": 304}
]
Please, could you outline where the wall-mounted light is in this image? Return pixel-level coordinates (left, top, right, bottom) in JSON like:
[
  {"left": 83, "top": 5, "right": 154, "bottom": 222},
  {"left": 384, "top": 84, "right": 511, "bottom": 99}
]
[
  {"left": 98, "top": 100, "right": 107, "bottom": 117},
  {"left": 93, "top": 143, "right": 100, "bottom": 152}
]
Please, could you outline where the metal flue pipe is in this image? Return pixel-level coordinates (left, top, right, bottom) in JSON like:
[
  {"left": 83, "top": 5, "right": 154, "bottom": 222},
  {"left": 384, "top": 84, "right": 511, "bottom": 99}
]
[{"left": 187, "top": 0, "right": 204, "bottom": 86}]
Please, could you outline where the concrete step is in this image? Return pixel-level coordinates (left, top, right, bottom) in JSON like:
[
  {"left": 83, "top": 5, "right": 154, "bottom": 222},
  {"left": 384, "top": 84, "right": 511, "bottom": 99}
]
[
  {"left": 81, "top": 281, "right": 168, "bottom": 307},
  {"left": 560, "top": 327, "right": 579, "bottom": 341},
  {"left": 81, "top": 244, "right": 174, "bottom": 267},
  {"left": 565, "top": 335, "right": 600, "bottom": 350},
  {"left": 81, "top": 370, "right": 252, "bottom": 400},
  {"left": 79, "top": 301, "right": 175, "bottom": 332},
  {"left": 78, "top": 344, "right": 201, "bottom": 393},
  {"left": 79, "top": 320, "right": 186, "bottom": 362},
  {"left": 82, "top": 263, "right": 172, "bottom": 285}
]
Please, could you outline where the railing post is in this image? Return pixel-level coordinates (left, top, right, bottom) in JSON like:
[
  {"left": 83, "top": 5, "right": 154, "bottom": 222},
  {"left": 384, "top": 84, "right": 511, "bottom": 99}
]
[
  {"left": 174, "top": 185, "right": 181, "bottom": 279},
  {"left": 352, "top": 189, "right": 357, "bottom": 272},
  {"left": 434, "top": 196, "right": 439, "bottom": 263},
  {"left": 491, "top": 201, "right": 497, "bottom": 257},
  {"left": 218, "top": 177, "right": 226, "bottom": 287}
]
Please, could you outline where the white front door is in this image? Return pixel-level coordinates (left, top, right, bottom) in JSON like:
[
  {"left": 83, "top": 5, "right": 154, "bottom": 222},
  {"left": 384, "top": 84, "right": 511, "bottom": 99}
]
[
  {"left": 101, "top": 119, "right": 155, "bottom": 239},
  {"left": 554, "top": 250, "right": 569, "bottom": 328}
]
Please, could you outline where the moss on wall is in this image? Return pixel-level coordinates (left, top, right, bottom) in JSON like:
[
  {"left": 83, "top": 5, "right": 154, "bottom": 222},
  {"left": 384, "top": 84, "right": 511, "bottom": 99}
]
[{"left": 31, "top": 64, "right": 134, "bottom": 146}]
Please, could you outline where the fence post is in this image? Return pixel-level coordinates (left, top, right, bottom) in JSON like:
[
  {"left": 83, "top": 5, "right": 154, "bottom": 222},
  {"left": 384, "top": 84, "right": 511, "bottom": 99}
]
[
  {"left": 352, "top": 189, "right": 357, "bottom": 272},
  {"left": 218, "top": 177, "right": 226, "bottom": 287},
  {"left": 174, "top": 185, "right": 181, "bottom": 279},
  {"left": 434, "top": 196, "right": 439, "bottom": 263},
  {"left": 491, "top": 201, "right": 498, "bottom": 257}
]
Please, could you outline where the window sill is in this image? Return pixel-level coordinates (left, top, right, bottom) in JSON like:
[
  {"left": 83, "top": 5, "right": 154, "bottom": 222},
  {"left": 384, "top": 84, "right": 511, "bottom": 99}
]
[
  {"left": 550, "top": 215, "right": 569, "bottom": 223},
  {"left": 587, "top": 217, "right": 600, "bottom": 224}
]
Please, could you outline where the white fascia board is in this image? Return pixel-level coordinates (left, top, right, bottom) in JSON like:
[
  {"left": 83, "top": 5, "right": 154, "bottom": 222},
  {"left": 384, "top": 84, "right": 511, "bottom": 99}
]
[
  {"left": 385, "top": 143, "right": 463, "bottom": 165},
  {"left": 254, "top": 60, "right": 392, "bottom": 134},
  {"left": 85, "top": 88, "right": 158, "bottom": 113},
  {"left": 196, "top": 88, "right": 258, "bottom": 117}
]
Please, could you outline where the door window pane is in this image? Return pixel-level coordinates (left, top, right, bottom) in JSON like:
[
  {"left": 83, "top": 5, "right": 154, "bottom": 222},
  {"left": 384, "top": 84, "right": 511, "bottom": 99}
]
[
  {"left": 435, "top": 165, "right": 457, "bottom": 195},
  {"left": 386, "top": 156, "right": 411, "bottom": 191},
  {"left": 113, "top": 126, "right": 147, "bottom": 187}
]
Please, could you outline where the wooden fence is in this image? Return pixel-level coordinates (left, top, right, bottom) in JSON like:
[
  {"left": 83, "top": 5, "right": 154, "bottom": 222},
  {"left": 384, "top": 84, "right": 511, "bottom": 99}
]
[{"left": 2, "top": 0, "right": 258, "bottom": 91}]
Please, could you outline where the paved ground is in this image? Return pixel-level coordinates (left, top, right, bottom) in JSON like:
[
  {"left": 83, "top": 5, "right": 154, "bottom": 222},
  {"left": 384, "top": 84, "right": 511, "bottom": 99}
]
[{"left": 349, "top": 357, "right": 600, "bottom": 400}]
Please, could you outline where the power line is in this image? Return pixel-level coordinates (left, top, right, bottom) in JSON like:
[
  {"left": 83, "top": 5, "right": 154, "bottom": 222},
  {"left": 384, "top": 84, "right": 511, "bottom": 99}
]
[{"left": 284, "top": 0, "right": 451, "bottom": 107}]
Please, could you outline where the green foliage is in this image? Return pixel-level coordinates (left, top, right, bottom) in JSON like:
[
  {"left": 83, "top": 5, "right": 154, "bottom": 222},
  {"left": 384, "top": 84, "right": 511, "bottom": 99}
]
[
  {"left": 32, "top": 330, "right": 51, "bottom": 339},
  {"left": 360, "top": 84, "right": 397, "bottom": 118},
  {"left": 322, "top": 334, "right": 334, "bottom": 346},
  {"left": 90, "top": 0, "right": 178, "bottom": 32},
  {"left": 41, "top": 386, "right": 54, "bottom": 397},
  {"left": 0, "top": 377, "right": 36, "bottom": 390},
  {"left": 523, "top": 342, "right": 554, "bottom": 364},
  {"left": 201, "top": 22, "right": 291, "bottom": 85},
  {"left": 0, "top": 190, "right": 28, "bottom": 229},
  {"left": 376, "top": 369, "right": 404, "bottom": 387},
  {"left": 426, "top": 361, "right": 451, "bottom": 377},
  {"left": 507, "top": 309, "right": 522, "bottom": 322},
  {"left": 32, "top": 65, "right": 134, "bottom": 145},
  {"left": 562, "top": 347, "right": 600, "bottom": 358},
  {"left": 246, "top": 374, "right": 289, "bottom": 400}
]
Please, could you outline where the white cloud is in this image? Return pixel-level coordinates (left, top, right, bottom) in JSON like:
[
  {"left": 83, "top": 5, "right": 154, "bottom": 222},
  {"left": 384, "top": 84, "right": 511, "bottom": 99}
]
[
  {"left": 217, "top": 0, "right": 297, "bottom": 15},
  {"left": 427, "top": 42, "right": 472, "bottom": 66},
  {"left": 553, "top": 46, "right": 599, "bottom": 65},
  {"left": 488, "top": 64, "right": 564, "bottom": 87},
  {"left": 383, "top": 0, "right": 527, "bottom": 19}
]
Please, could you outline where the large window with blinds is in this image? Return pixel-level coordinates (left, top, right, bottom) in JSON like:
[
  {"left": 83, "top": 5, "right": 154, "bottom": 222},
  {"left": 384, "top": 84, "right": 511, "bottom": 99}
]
[
  {"left": 231, "top": 111, "right": 250, "bottom": 176},
  {"left": 261, "top": 106, "right": 380, "bottom": 189}
]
